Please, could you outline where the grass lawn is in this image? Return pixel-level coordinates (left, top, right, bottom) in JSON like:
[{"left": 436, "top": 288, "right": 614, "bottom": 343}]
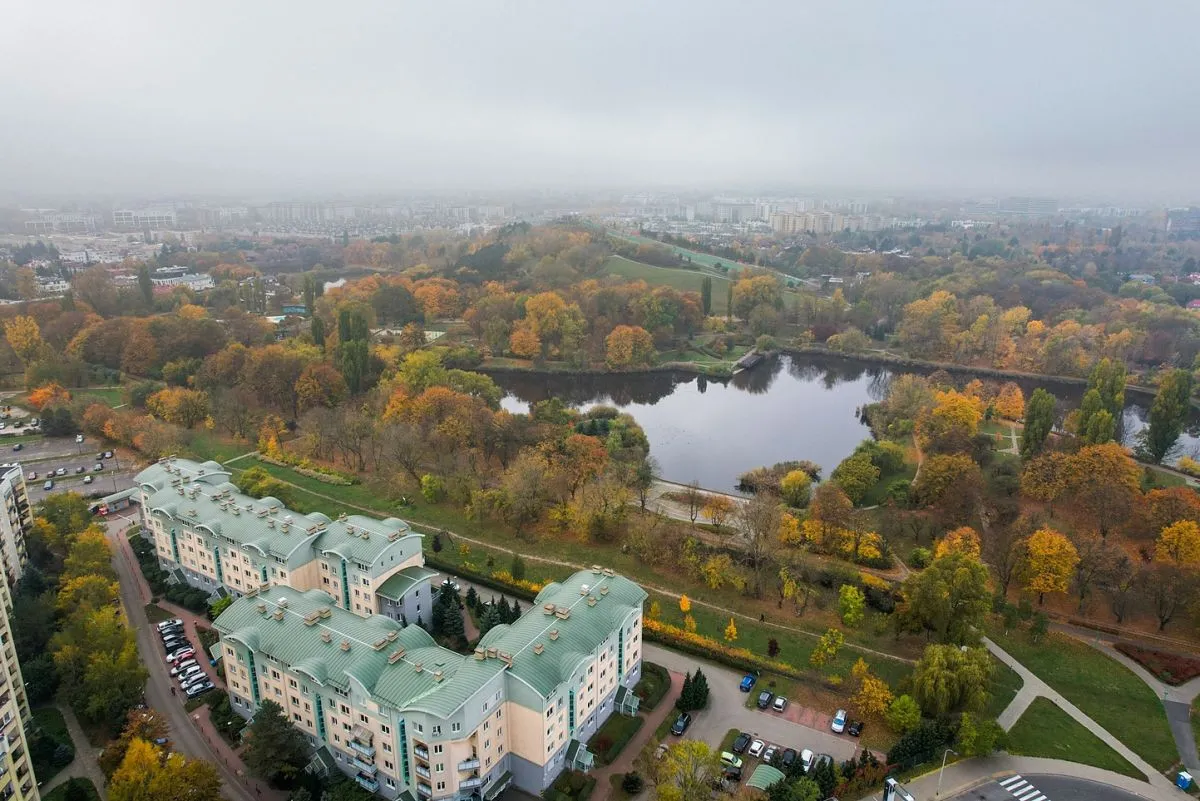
[
  {"left": 33, "top": 706, "right": 70, "bottom": 742},
  {"left": 588, "top": 713, "right": 644, "bottom": 766},
  {"left": 31, "top": 706, "right": 74, "bottom": 784},
  {"left": 991, "top": 629, "right": 1176, "bottom": 771},
  {"left": 144, "top": 603, "right": 174, "bottom": 624},
  {"left": 1142, "top": 465, "right": 1188, "bottom": 490},
  {"left": 186, "top": 431, "right": 257, "bottom": 464},
  {"left": 43, "top": 779, "right": 101, "bottom": 801},
  {"left": 75, "top": 387, "right": 125, "bottom": 407},
  {"left": 1006, "top": 697, "right": 1145, "bottom": 780},
  {"left": 635, "top": 662, "right": 671, "bottom": 710},
  {"left": 984, "top": 655, "right": 1024, "bottom": 720},
  {"left": 1193, "top": 697, "right": 1200, "bottom": 764},
  {"left": 860, "top": 461, "right": 917, "bottom": 507},
  {"left": 604, "top": 256, "right": 731, "bottom": 312}
]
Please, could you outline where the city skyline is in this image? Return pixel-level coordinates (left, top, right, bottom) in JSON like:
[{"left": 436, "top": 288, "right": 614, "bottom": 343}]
[{"left": 2, "top": 1, "right": 1198, "bottom": 201}]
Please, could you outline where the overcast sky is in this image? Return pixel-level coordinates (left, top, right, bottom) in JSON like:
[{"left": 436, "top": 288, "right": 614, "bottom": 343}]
[{"left": 2, "top": 0, "right": 1197, "bottom": 201}]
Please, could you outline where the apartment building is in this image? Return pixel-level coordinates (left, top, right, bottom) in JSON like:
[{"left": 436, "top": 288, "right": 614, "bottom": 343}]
[
  {"left": 112, "top": 207, "right": 177, "bottom": 229},
  {"left": 214, "top": 567, "right": 646, "bottom": 799},
  {"left": 134, "top": 459, "right": 434, "bottom": 625},
  {"left": 0, "top": 467, "right": 32, "bottom": 586}
]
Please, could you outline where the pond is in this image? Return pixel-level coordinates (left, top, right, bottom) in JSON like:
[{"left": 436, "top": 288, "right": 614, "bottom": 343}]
[{"left": 490, "top": 354, "right": 1198, "bottom": 491}]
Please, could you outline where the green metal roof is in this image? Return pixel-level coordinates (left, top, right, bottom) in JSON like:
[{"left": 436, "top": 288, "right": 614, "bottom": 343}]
[
  {"left": 376, "top": 565, "right": 439, "bottom": 601},
  {"left": 746, "top": 764, "right": 785, "bottom": 790},
  {"left": 477, "top": 569, "right": 647, "bottom": 697},
  {"left": 215, "top": 568, "right": 647, "bottom": 718},
  {"left": 136, "top": 458, "right": 418, "bottom": 564}
]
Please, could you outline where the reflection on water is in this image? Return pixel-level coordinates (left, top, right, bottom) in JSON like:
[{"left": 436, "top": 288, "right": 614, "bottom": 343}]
[{"left": 488, "top": 354, "right": 1200, "bottom": 489}]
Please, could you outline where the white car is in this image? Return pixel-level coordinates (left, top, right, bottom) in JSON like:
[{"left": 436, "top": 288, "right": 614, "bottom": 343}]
[
  {"left": 801, "top": 749, "right": 814, "bottom": 773},
  {"left": 166, "top": 649, "right": 195, "bottom": 664},
  {"left": 170, "top": 660, "right": 198, "bottom": 677},
  {"left": 177, "top": 665, "right": 203, "bottom": 682},
  {"left": 75, "top": 434, "right": 83, "bottom": 443},
  {"left": 747, "top": 739, "right": 765, "bottom": 758},
  {"left": 157, "top": 618, "right": 183, "bottom": 631},
  {"left": 831, "top": 708, "right": 847, "bottom": 733},
  {"left": 772, "top": 696, "right": 788, "bottom": 712}
]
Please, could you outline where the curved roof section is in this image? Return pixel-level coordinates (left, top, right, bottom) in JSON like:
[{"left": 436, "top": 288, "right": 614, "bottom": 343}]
[{"left": 135, "top": 458, "right": 420, "bottom": 565}]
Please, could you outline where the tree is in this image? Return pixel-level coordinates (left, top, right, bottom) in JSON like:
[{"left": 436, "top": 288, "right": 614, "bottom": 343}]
[
  {"left": 701, "top": 496, "right": 734, "bottom": 528},
  {"left": 1143, "top": 563, "right": 1197, "bottom": 631},
  {"left": 993, "top": 383, "right": 1025, "bottom": 421},
  {"left": 679, "top": 595, "right": 691, "bottom": 614},
  {"left": 935, "top": 526, "right": 981, "bottom": 560},
  {"left": 1063, "top": 443, "right": 1141, "bottom": 537},
  {"left": 1020, "top": 388, "right": 1056, "bottom": 458},
  {"left": 27, "top": 381, "right": 70, "bottom": 410},
  {"left": 956, "top": 713, "right": 1004, "bottom": 757},
  {"left": 310, "top": 315, "right": 326, "bottom": 350},
  {"left": 919, "top": 389, "right": 980, "bottom": 449},
  {"left": 4, "top": 315, "right": 44, "bottom": 363},
  {"left": 850, "top": 662, "right": 893, "bottom": 719},
  {"left": 63, "top": 527, "right": 115, "bottom": 581},
  {"left": 1156, "top": 520, "right": 1200, "bottom": 567},
  {"left": 682, "top": 481, "right": 703, "bottom": 525},
  {"left": 242, "top": 699, "right": 310, "bottom": 784},
  {"left": 911, "top": 454, "right": 982, "bottom": 525},
  {"left": 653, "top": 740, "right": 722, "bottom": 801},
  {"left": 605, "top": 325, "right": 656, "bottom": 368},
  {"left": 1140, "top": 369, "right": 1194, "bottom": 463},
  {"left": 886, "top": 695, "right": 921, "bottom": 734},
  {"left": 295, "top": 361, "right": 348, "bottom": 412},
  {"left": 809, "top": 628, "right": 844, "bottom": 668},
  {"left": 910, "top": 644, "right": 992, "bottom": 716},
  {"left": 109, "top": 738, "right": 222, "bottom": 801},
  {"left": 838, "top": 584, "right": 866, "bottom": 627},
  {"left": 1021, "top": 527, "right": 1079, "bottom": 603},
  {"left": 895, "top": 551, "right": 991, "bottom": 644},
  {"left": 779, "top": 469, "right": 812, "bottom": 507},
  {"left": 809, "top": 483, "right": 853, "bottom": 540},
  {"left": 737, "top": 492, "right": 783, "bottom": 597},
  {"left": 146, "top": 387, "right": 210, "bottom": 428},
  {"left": 137, "top": 263, "right": 154, "bottom": 307},
  {"left": 700, "top": 276, "right": 713, "bottom": 315},
  {"left": 724, "top": 618, "right": 738, "bottom": 642},
  {"left": 100, "top": 709, "right": 171, "bottom": 778},
  {"left": 830, "top": 452, "right": 879, "bottom": 505}
]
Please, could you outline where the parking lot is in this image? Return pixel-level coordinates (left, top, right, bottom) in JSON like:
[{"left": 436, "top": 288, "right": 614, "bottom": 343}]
[
  {"left": 154, "top": 617, "right": 218, "bottom": 701},
  {"left": 0, "top": 432, "right": 138, "bottom": 502}
]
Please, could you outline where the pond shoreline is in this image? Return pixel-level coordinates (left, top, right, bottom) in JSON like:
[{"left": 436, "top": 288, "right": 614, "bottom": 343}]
[{"left": 477, "top": 358, "right": 734, "bottom": 380}]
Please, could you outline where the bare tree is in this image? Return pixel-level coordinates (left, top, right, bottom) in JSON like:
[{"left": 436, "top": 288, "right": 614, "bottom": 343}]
[
  {"left": 683, "top": 480, "right": 703, "bottom": 525},
  {"left": 378, "top": 421, "right": 428, "bottom": 483},
  {"left": 1070, "top": 532, "right": 1122, "bottom": 612},
  {"left": 737, "top": 493, "right": 782, "bottom": 598},
  {"left": 1102, "top": 557, "right": 1138, "bottom": 623}
]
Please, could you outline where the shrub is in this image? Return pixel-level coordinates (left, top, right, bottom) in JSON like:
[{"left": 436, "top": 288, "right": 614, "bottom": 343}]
[
  {"left": 1115, "top": 642, "right": 1200, "bottom": 685},
  {"left": 887, "top": 718, "right": 956, "bottom": 770},
  {"left": 908, "top": 547, "right": 933, "bottom": 568},
  {"left": 621, "top": 772, "right": 644, "bottom": 794}
]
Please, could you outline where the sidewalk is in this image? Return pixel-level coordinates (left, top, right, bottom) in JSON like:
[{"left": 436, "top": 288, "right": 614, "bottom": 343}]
[
  {"left": 39, "top": 703, "right": 109, "bottom": 799},
  {"left": 984, "top": 637, "right": 1180, "bottom": 796},
  {"left": 190, "top": 704, "right": 287, "bottom": 801},
  {"left": 589, "top": 671, "right": 685, "bottom": 801}
]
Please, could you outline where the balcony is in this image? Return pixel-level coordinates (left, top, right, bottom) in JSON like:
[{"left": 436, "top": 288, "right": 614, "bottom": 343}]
[
  {"left": 457, "top": 757, "right": 480, "bottom": 771},
  {"left": 354, "top": 774, "right": 379, "bottom": 793},
  {"left": 460, "top": 775, "right": 483, "bottom": 790},
  {"left": 347, "top": 739, "right": 375, "bottom": 759},
  {"left": 414, "top": 764, "right": 430, "bottom": 780},
  {"left": 416, "top": 782, "right": 432, "bottom": 797},
  {"left": 352, "top": 757, "right": 377, "bottom": 776},
  {"left": 351, "top": 724, "right": 373, "bottom": 746},
  {"left": 413, "top": 744, "right": 429, "bottom": 760}
]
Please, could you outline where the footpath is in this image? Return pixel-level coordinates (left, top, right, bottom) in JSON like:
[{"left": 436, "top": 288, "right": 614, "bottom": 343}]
[{"left": 38, "top": 703, "right": 109, "bottom": 799}]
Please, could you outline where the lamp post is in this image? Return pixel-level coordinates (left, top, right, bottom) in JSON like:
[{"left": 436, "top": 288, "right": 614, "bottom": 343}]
[{"left": 935, "top": 748, "right": 957, "bottom": 799}]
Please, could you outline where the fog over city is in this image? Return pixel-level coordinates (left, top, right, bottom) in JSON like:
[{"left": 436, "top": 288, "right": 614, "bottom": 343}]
[{"left": 2, "top": 0, "right": 1198, "bottom": 199}]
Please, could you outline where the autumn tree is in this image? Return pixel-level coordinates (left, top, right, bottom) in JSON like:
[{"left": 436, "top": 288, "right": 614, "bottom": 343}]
[
  {"left": 809, "top": 628, "right": 844, "bottom": 668},
  {"left": 295, "top": 361, "right": 348, "bottom": 411},
  {"left": 779, "top": 469, "right": 812, "bottom": 507},
  {"left": 830, "top": 451, "right": 879, "bottom": 505},
  {"left": 849, "top": 660, "right": 894, "bottom": 719},
  {"left": 1061, "top": 443, "right": 1141, "bottom": 537},
  {"left": 1020, "top": 388, "right": 1056, "bottom": 458},
  {"left": 936, "top": 526, "right": 981, "bottom": 560},
  {"left": 27, "top": 381, "right": 71, "bottom": 410},
  {"left": 109, "top": 738, "right": 222, "bottom": 801},
  {"left": 919, "top": 389, "right": 981, "bottom": 451},
  {"left": 4, "top": 315, "right": 44, "bottom": 363},
  {"left": 886, "top": 695, "right": 922, "bottom": 734},
  {"left": 1140, "top": 369, "right": 1194, "bottom": 463},
  {"left": 701, "top": 495, "right": 734, "bottom": 529},
  {"left": 809, "top": 482, "right": 854, "bottom": 542},
  {"left": 839, "top": 584, "right": 866, "bottom": 627},
  {"left": 911, "top": 453, "right": 982, "bottom": 525},
  {"left": 897, "top": 290, "right": 960, "bottom": 359},
  {"left": 100, "top": 709, "right": 171, "bottom": 778},
  {"left": 1021, "top": 527, "right": 1079, "bottom": 603},
  {"left": 652, "top": 740, "right": 722, "bottom": 801},
  {"left": 508, "top": 322, "right": 540, "bottom": 358},
  {"left": 1156, "top": 520, "right": 1200, "bottom": 567},
  {"left": 605, "top": 325, "right": 656, "bottom": 368},
  {"left": 895, "top": 551, "right": 990, "bottom": 644},
  {"left": 992, "top": 383, "right": 1025, "bottom": 421},
  {"left": 737, "top": 492, "right": 782, "bottom": 597},
  {"left": 1070, "top": 532, "right": 1123, "bottom": 612},
  {"left": 146, "top": 387, "right": 210, "bottom": 428}
]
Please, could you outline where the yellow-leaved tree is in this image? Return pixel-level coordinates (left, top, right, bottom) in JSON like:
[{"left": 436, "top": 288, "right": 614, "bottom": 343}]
[
  {"left": 679, "top": 595, "right": 691, "bottom": 614},
  {"left": 1021, "top": 527, "right": 1079, "bottom": 604},
  {"left": 1156, "top": 520, "right": 1200, "bottom": 567},
  {"left": 723, "top": 618, "right": 738, "bottom": 642},
  {"left": 3, "top": 315, "right": 44, "bottom": 363},
  {"left": 936, "top": 526, "right": 982, "bottom": 560}
]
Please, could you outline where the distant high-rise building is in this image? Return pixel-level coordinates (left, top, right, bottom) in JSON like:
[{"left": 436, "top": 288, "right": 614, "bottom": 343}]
[
  {"left": 113, "top": 207, "right": 177, "bottom": 229},
  {"left": 1168, "top": 208, "right": 1200, "bottom": 235},
  {"left": 23, "top": 213, "right": 98, "bottom": 234},
  {"left": 0, "top": 467, "right": 32, "bottom": 585},
  {"left": 0, "top": 466, "right": 38, "bottom": 801},
  {"left": 997, "top": 197, "right": 1058, "bottom": 216}
]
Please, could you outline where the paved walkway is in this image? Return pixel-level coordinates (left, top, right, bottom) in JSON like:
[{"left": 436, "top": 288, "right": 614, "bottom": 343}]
[
  {"left": 984, "top": 637, "right": 1180, "bottom": 796},
  {"left": 898, "top": 754, "right": 1173, "bottom": 801},
  {"left": 589, "top": 670, "right": 685, "bottom": 801},
  {"left": 1058, "top": 628, "right": 1200, "bottom": 777},
  {"left": 39, "top": 703, "right": 108, "bottom": 799}
]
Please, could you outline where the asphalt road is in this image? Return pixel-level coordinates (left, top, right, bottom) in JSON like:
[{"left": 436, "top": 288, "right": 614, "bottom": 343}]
[
  {"left": 949, "top": 774, "right": 1153, "bottom": 801},
  {"left": 104, "top": 513, "right": 258, "bottom": 801},
  {"left": 0, "top": 433, "right": 136, "bottom": 501}
]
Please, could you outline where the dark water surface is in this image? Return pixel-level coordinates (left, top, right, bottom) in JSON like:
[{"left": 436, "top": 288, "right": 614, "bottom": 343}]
[{"left": 489, "top": 354, "right": 1196, "bottom": 490}]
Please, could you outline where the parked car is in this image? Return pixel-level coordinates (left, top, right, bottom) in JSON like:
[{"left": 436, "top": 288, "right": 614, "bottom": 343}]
[
  {"left": 848, "top": 720, "right": 864, "bottom": 737},
  {"left": 812, "top": 754, "right": 833, "bottom": 774},
  {"left": 93, "top": 463, "right": 103, "bottom": 471},
  {"left": 104, "top": 450, "right": 113, "bottom": 459},
  {"left": 747, "top": 739, "right": 765, "bottom": 759},
  {"left": 83, "top": 475, "right": 92, "bottom": 484},
  {"left": 177, "top": 665, "right": 203, "bottom": 682},
  {"left": 670, "top": 712, "right": 692, "bottom": 736},
  {"left": 162, "top": 638, "right": 187, "bottom": 652},
  {"left": 739, "top": 673, "right": 757, "bottom": 692},
  {"left": 55, "top": 468, "right": 65, "bottom": 476},
  {"left": 720, "top": 752, "right": 743, "bottom": 770},
  {"left": 756, "top": 690, "right": 774, "bottom": 709},
  {"left": 440, "top": 578, "right": 461, "bottom": 593},
  {"left": 30, "top": 418, "right": 38, "bottom": 427},
  {"left": 159, "top": 626, "right": 184, "bottom": 639},
  {"left": 761, "top": 745, "right": 778, "bottom": 764},
  {"left": 75, "top": 434, "right": 84, "bottom": 443},
  {"left": 731, "top": 732, "right": 751, "bottom": 754},
  {"left": 43, "top": 480, "right": 53, "bottom": 491},
  {"left": 831, "top": 709, "right": 847, "bottom": 733},
  {"left": 772, "top": 696, "right": 788, "bottom": 713},
  {"left": 801, "top": 749, "right": 814, "bottom": 773},
  {"left": 166, "top": 649, "right": 195, "bottom": 664},
  {"left": 26, "top": 471, "right": 35, "bottom": 480},
  {"left": 185, "top": 681, "right": 214, "bottom": 698},
  {"left": 170, "top": 660, "right": 198, "bottom": 677},
  {"left": 157, "top": 619, "right": 183, "bottom": 631},
  {"left": 722, "top": 764, "right": 742, "bottom": 782},
  {"left": 74, "top": 466, "right": 84, "bottom": 474},
  {"left": 11, "top": 443, "right": 20, "bottom": 452},
  {"left": 780, "top": 749, "right": 797, "bottom": 770}
]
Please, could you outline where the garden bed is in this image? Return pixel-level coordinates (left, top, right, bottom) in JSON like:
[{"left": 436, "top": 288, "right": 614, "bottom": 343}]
[
  {"left": 587, "top": 713, "right": 644, "bottom": 766},
  {"left": 634, "top": 662, "right": 671, "bottom": 710},
  {"left": 1115, "top": 642, "right": 1200, "bottom": 686}
]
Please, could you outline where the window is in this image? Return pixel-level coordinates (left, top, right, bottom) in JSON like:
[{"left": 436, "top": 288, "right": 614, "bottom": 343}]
[
  {"left": 340, "top": 704, "right": 350, "bottom": 715},
  {"left": 435, "top": 763, "right": 444, "bottom": 772},
  {"left": 451, "top": 722, "right": 461, "bottom": 733},
  {"left": 435, "top": 782, "right": 445, "bottom": 791},
  {"left": 483, "top": 722, "right": 489, "bottom": 732},
  {"left": 289, "top": 679, "right": 297, "bottom": 688},
  {"left": 381, "top": 725, "right": 390, "bottom": 734},
  {"left": 431, "top": 725, "right": 441, "bottom": 736},
  {"left": 433, "top": 744, "right": 443, "bottom": 755},
  {"left": 385, "top": 760, "right": 394, "bottom": 770},
  {"left": 414, "top": 723, "right": 423, "bottom": 733},
  {"left": 383, "top": 742, "right": 392, "bottom": 752},
  {"left": 359, "top": 714, "right": 368, "bottom": 724}
]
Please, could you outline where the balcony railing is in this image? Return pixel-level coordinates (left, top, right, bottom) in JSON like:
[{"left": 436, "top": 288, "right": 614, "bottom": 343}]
[
  {"left": 348, "top": 739, "right": 375, "bottom": 758},
  {"left": 413, "top": 744, "right": 429, "bottom": 760},
  {"left": 352, "top": 757, "right": 377, "bottom": 776},
  {"left": 457, "top": 757, "right": 480, "bottom": 771},
  {"left": 460, "top": 775, "right": 482, "bottom": 789},
  {"left": 416, "top": 782, "right": 432, "bottom": 797},
  {"left": 354, "top": 775, "right": 379, "bottom": 793}
]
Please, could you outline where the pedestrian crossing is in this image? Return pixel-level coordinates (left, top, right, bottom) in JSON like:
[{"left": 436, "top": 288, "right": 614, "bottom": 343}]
[{"left": 998, "top": 774, "right": 1049, "bottom": 801}]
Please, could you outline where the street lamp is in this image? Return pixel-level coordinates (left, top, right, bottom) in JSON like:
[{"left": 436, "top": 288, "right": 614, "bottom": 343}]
[{"left": 935, "top": 748, "right": 957, "bottom": 799}]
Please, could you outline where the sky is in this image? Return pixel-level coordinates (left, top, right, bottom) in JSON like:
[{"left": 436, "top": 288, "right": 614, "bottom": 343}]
[{"left": 1, "top": 0, "right": 1197, "bottom": 201}]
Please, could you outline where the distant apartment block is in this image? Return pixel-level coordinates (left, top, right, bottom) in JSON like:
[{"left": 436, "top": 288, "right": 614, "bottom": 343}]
[
  {"left": 113, "top": 207, "right": 177, "bottom": 229},
  {"left": 0, "top": 467, "right": 39, "bottom": 800},
  {"left": 23, "top": 213, "right": 98, "bottom": 234},
  {"left": 214, "top": 567, "right": 645, "bottom": 799},
  {"left": 1168, "top": 208, "right": 1200, "bottom": 236},
  {"left": 254, "top": 203, "right": 357, "bottom": 224},
  {"left": 135, "top": 459, "right": 436, "bottom": 625},
  {"left": 0, "top": 467, "right": 32, "bottom": 586},
  {"left": 151, "top": 273, "right": 215, "bottom": 292}
]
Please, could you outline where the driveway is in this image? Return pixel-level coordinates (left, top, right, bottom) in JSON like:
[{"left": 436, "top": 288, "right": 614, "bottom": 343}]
[{"left": 645, "top": 644, "right": 858, "bottom": 763}]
